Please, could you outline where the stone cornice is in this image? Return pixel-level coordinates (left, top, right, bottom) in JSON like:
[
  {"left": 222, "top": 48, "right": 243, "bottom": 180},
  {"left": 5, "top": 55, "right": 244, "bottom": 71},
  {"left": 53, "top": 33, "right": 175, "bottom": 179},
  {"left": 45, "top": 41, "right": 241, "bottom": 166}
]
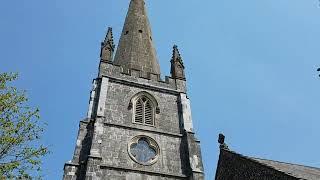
[
  {"left": 100, "top": 164, "right": 187, "bottom": 178},
  {"left": 104, "top": 122, "right": 183, "bottom": 138},
  {"left": 106, "top": 75, "right": 182, "bottom": 95},
  {"left": 64, "top": 162, "right": 79, "bottom": 168}
]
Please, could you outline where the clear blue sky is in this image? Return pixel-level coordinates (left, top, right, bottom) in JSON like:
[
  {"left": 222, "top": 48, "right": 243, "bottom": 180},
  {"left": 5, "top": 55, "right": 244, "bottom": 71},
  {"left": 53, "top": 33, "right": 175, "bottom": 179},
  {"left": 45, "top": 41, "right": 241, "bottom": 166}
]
[{"left": 1, "top": 0, "right": 320, "bottom": 179}]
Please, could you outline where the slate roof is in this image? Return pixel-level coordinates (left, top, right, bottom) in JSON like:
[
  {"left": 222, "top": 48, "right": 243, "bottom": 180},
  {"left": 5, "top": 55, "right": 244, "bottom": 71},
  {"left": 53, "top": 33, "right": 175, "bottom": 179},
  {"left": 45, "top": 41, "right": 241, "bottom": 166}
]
[
  {"left": 223, "top": 148, "right": 320, "bottom": 180},
  {"left": 250, "top": 157, "right": 320, "bottom": 180},
  {"left": 217, "top": 134, "right": 320, "bottom": 180}
]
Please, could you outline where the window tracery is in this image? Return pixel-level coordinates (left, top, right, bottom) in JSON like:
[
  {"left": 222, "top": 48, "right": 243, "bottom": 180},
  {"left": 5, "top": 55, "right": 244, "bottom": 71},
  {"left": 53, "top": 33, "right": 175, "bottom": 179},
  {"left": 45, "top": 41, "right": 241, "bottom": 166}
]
[
  {"left": 128, "top": 136, "right": 160, "bottom": 165},
  {"left": 131, "top": 92, "right": 158, "bottom": 126}
]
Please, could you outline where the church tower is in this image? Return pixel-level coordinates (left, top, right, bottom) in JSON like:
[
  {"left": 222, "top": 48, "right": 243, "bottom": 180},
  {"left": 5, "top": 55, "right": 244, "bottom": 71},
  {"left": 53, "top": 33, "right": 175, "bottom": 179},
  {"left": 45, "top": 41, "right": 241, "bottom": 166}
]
[{"left": 63, "top": 0, "right": 204, "bottom": 179}]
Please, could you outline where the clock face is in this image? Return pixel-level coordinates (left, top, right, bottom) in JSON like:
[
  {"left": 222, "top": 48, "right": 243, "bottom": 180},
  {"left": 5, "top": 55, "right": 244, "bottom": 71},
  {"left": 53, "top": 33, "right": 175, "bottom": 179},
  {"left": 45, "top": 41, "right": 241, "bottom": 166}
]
[{"left": 128, "top": 136, "right": 159, "bottom": 165}]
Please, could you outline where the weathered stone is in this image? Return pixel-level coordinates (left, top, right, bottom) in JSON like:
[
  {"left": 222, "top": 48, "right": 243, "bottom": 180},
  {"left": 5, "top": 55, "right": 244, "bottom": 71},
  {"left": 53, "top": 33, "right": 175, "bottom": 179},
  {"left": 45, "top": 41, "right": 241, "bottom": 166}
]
[
  {"left": 63, "top": 0, "right": 204, "bottom": 179},
  {"left": 113, "top": 0, "right": 160, "bottom": 75}
]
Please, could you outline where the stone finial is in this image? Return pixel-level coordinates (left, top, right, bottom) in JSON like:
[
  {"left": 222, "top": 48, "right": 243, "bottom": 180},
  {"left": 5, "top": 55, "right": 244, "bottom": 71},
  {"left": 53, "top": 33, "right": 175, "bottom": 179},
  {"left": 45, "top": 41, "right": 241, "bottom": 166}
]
[
  {"left": 100, "top": 27, "right": 115, "bottom": 62},
  {"left": 113, "top": 0, "right": 161, "bottom": 75},
  {"left": 170, "top": 45, "right": 186, "bottom": 80},
  {"left": 105, "top": 27, "right": 114, "bottom": 46},
  {"left": 172, "top": 45, "right": 183, "bottom": 64},
  {"left": 218, "top": 134, "right": 225, "bottom": 144},
  {"left": 218, "top": 133, "right": 229, "bottom": 150}
]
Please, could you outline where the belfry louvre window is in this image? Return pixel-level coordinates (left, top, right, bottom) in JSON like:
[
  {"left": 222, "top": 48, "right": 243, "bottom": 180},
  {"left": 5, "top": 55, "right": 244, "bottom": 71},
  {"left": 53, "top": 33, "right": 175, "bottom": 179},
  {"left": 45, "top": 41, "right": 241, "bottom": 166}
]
[
  {"left": 133, "top": 96, "right": 155, "bottom": 126},
  {"left": 134, "top": 99, "right": 144, "bottom": 124}
]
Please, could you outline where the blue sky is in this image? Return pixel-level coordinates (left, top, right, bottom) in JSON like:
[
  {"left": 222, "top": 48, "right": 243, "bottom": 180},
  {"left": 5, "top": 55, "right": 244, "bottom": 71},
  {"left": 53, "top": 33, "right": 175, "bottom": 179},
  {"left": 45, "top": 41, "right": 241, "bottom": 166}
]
[{"left": 1, "top": 0, "right": 320, "bottom": 179}]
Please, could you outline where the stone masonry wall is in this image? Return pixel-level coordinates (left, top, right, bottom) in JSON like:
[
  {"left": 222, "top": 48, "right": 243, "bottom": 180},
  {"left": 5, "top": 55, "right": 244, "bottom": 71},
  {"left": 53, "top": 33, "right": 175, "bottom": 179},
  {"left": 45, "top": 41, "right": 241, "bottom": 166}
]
[
  {"left": 94, "top": 79, "right": 190, "bottom": 178},
  {"left": 64, "top": 61, "right": 204, "bottom": 179},
  {"left": 99, "top": 62, "right": 182, "bottom": 92},
  {"left": 63, "top": 120, "right": 94, "bottom": 179},
  {"left": 100, "top": 169, "right": 186, "bottom": 180},
  {"left": 99, "top": 126, "right": 187, "bottom": 177},
  {"left": 104, "top": 80, "right": 181, "bottom": 134}
]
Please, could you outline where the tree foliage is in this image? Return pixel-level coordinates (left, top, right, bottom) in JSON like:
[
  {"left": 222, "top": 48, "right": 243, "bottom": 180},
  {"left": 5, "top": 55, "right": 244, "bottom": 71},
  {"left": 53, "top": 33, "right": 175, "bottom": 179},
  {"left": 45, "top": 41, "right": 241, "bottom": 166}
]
[{"left": 0, "top": 73, "right": 48, "bottom": 179}]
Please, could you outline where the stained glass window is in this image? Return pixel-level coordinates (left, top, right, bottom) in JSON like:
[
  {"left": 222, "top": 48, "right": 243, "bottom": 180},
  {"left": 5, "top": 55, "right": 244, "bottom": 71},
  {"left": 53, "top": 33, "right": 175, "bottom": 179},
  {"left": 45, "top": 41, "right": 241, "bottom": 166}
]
[{"left": 130, "top": 138, "right": 157, "bottom": 163}]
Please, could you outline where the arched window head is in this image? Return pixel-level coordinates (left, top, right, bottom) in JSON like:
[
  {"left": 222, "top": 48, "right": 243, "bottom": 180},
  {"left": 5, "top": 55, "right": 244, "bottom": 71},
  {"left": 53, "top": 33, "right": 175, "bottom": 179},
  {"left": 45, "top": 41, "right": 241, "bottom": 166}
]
[
  {"left": 130, "top": 92, "right": 158, "bottom": 126},
  {"left": 134, "top": 96, "right": 154, "bottom": 126}
]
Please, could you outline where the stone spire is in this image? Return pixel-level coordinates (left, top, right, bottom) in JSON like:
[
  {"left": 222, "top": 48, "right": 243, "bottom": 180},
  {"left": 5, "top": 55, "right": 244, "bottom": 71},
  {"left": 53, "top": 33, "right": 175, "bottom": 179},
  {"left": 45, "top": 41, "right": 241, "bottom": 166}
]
[
  {"left": 100, "top": 27, "right": 115, "bottom": 62},
  {"left": 170, "top": 45, "right": 186, "bottom": 80},
  {"left": 113, "top": 0, "right": 161, "bottom": 75}
]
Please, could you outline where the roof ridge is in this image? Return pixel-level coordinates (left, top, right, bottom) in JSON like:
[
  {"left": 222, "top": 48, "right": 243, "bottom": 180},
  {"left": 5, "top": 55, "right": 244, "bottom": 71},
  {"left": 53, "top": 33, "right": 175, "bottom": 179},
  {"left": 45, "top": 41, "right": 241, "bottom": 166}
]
[{"left": 251, "top": 157, "right": 320, "bottom": 171}]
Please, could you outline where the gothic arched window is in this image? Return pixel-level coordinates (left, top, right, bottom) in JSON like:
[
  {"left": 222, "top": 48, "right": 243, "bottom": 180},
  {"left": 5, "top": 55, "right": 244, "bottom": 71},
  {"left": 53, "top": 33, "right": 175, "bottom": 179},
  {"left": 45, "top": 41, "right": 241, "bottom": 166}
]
[{"left": 130, "top": 92, "right": 158, "bottom": 126}]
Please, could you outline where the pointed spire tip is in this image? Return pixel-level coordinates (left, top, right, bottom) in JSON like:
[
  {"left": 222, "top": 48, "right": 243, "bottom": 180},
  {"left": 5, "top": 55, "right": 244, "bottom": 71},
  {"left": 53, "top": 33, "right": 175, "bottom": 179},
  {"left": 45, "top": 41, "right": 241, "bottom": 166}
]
[
  {"left": 113, "top": 0, "right": 160, "bottom": 74},
  {"left": 170, "top": 44, "right": 185, "bottom": 80}
]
